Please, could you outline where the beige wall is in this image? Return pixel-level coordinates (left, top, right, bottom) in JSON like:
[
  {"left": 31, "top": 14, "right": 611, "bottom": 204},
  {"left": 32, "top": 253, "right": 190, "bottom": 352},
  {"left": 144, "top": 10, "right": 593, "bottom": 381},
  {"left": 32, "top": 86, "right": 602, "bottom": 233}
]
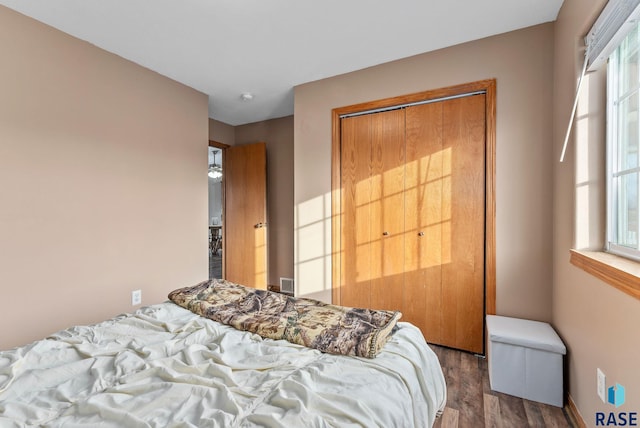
[
  {"left": 294, "top": 24, "right": 556, "bottom": 311},
  {"left": 0, "top": 6, "right": 209, "bottom": 350},
  {"left": 209, "top": 118, "right": 235, "bottom": 146},
  {"left": 553, "top": 0, "right": 640, "bottom": 420},
  {"left": 236, "top": 116, "right": 294, "bottom": 287}
]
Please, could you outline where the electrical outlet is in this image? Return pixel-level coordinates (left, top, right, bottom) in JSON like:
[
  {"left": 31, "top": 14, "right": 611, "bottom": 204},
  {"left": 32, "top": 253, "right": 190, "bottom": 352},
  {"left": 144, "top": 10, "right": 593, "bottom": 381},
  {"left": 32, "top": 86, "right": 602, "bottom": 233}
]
[
  {"left": 597, "top": 368, "right": 606, "bottom": 402},
  {"left": 131, "top": 289, "right": 142, "bottom": 306}
]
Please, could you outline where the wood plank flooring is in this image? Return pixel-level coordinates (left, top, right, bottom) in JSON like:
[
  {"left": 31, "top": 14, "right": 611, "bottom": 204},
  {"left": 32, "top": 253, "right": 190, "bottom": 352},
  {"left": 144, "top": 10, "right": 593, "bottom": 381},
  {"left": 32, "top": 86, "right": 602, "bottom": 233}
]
[{"left": 430, "top": 344, "right": 576, "bottom": 428}]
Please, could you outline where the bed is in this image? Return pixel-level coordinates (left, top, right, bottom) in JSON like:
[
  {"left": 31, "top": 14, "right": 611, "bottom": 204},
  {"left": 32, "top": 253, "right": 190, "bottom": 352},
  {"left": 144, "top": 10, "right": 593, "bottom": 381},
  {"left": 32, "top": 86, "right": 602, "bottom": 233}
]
[{"left": 0, "top": 280, "right": 447, "bottom": 427}]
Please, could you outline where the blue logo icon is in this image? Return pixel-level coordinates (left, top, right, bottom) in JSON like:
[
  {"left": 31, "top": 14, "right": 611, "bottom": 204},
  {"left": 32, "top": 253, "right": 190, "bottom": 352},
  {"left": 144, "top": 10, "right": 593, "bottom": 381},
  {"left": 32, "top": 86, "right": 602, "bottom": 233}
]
[
  {"left": 608, "top": 383, "right": 626, "bottom": 408},
  {"left": 596, "top": 382, "right": 636, "bottom": 426}
]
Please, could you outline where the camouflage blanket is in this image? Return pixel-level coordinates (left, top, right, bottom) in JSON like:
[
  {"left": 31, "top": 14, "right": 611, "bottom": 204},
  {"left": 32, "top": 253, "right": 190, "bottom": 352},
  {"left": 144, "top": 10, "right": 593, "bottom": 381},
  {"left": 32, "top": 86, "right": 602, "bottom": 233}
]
[{"left": 168, "top": 279, "right": 401, "bottom": 358}]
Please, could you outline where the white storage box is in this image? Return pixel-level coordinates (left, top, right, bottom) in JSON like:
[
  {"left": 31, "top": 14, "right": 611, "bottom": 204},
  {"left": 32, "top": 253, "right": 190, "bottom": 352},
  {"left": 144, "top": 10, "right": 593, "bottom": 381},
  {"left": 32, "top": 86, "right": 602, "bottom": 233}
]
[{"left": 486, "top": 315, "right": 566, "bottom": 407}]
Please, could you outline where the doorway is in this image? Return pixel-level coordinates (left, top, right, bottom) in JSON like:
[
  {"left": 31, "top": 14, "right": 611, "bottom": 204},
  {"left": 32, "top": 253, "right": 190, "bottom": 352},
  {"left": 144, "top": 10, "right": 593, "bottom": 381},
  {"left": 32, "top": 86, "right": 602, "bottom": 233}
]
[
  {"left": 209, "top": 141, "right": 228, "bottom": 279},
  {"left": 207, "top": 140, "right": 269, "bottom": 289}
]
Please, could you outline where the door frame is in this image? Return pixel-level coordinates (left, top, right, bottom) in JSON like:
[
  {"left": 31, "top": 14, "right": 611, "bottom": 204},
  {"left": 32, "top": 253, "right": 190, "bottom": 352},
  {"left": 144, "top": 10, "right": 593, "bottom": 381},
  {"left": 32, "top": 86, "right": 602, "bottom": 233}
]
[
  {"left": 209, "top": 140, "right": 230, "bottom": 278},
  {"left": 330, "top": 79, "right": 497, "bottom": 316}
]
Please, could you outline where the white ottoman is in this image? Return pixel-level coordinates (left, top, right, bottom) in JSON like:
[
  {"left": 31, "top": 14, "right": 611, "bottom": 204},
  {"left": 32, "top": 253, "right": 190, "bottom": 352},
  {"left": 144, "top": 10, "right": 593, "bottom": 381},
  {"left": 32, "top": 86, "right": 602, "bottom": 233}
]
[{"left": 486, "top": 315, "right": 566, "bottom": 407}]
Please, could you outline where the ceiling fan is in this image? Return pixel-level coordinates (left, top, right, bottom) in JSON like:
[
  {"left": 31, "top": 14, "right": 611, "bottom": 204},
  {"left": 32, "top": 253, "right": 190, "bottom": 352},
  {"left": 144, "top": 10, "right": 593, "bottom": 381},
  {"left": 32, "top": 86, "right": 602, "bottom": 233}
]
[{"left": 208, "top": 150, "right": 222, "bottom": 180}]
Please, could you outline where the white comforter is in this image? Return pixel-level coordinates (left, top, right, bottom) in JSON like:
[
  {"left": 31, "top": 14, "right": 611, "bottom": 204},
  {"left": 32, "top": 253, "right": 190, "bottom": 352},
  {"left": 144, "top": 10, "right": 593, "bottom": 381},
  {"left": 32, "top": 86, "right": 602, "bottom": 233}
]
[{"left": 0, "top": 302, "right": 446, "bottom": 427}]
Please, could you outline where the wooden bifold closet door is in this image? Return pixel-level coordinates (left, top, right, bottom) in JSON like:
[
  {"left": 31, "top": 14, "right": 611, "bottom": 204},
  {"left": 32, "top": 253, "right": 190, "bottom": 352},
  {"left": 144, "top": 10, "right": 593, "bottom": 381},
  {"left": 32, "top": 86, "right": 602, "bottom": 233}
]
[{"left": 339, "top": 93, "right": 486, "bottom": 354}]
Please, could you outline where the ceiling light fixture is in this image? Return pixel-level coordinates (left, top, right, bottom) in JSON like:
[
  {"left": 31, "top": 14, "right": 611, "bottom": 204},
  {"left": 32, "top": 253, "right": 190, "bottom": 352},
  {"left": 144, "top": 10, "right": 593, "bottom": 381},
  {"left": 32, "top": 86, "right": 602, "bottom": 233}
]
[
  {"left": 240, "top": 92, "right": 254, "bottom": 101},
  {"left": 208, "top": 150, "right": 223, "bottom": 182}
]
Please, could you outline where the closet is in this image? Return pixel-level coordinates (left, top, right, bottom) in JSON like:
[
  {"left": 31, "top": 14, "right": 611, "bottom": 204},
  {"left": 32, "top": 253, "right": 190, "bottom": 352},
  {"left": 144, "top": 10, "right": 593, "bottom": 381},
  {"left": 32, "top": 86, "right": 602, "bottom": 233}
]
[{"left": 333, "top": 83, "right": 493, "bottom": 354}]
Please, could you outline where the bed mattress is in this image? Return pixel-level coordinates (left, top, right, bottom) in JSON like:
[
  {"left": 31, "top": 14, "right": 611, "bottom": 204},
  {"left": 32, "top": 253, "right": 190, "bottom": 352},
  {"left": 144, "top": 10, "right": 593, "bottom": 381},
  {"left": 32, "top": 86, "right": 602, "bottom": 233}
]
[{"left": 0, "top": 302, "right": 446, "bottom": 427}]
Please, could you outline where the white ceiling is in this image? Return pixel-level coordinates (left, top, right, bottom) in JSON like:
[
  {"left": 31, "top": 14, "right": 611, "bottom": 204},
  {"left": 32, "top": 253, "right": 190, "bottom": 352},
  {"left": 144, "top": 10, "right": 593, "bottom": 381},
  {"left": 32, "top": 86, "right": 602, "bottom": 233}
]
[{"left": 1, "top": 0, "right": 563, "bottom": 126}]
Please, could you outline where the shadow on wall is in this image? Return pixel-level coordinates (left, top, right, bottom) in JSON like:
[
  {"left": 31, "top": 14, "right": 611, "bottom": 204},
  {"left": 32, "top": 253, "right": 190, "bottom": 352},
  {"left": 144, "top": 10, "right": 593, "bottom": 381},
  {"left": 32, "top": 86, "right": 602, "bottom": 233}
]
[
  {"left": 574, "top": 66, "right": 606, "bottom": 250},
  {"left": 296, "top": 191, "right": 333, "bottom": 302},
  {"left": 295, "top": 149, "right": 455, "bottom": 303}
]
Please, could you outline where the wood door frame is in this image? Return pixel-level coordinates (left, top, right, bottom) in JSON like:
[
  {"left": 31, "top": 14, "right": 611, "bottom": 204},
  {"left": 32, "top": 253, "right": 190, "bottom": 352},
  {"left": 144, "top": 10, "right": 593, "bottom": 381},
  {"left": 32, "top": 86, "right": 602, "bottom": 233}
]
[
  {"left": 330, "top": 79, "right": 497, "bottom": 316},
  {"left": 209, "top": 140, "right": 230, "bottom": 278}
]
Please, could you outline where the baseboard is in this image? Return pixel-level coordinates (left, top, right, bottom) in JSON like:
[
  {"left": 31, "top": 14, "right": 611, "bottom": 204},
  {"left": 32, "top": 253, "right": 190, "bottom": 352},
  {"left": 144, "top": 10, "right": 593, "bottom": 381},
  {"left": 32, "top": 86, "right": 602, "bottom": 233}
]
[{"left": 566, "top": 395, "right": 587, "bottom": 428}]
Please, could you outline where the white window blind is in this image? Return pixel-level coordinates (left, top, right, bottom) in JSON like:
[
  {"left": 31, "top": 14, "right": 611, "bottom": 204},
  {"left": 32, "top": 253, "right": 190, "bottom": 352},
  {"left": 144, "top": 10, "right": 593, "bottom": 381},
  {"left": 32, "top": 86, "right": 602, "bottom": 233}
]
[
  {"left": 560, "top": 0, "right": 640, "bottom": 162},
  {"left": 586, "top": 0, "right": 640, "bottom": 70}
]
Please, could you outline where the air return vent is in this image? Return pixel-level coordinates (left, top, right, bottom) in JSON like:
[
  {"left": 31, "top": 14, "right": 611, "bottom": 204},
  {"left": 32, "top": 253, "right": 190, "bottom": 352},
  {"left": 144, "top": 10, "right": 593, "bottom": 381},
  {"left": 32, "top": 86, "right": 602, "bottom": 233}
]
[{"left": 280, "top": 277, "right": 294, "bottom": 294}]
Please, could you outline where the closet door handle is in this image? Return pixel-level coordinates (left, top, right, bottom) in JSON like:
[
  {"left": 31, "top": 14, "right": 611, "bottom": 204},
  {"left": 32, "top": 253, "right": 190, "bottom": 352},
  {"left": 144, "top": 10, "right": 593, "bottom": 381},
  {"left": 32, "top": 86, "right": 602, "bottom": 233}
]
[
  {"left": 418, "top": 232, "right": 424, "bottom": 236},
  {"left": 382, "top": 231, "right": 389, "bottom": 236},
  {"left": 254, "top": 222, "right": 266, "bottom": 229}
]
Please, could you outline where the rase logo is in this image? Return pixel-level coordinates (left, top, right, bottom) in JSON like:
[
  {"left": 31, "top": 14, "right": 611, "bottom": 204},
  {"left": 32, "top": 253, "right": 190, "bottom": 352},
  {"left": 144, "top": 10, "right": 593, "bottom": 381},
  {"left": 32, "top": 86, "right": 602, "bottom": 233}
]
[
  {"left": 609, "top": 384, "right": 626, "bottom": 408},
  {"left": 596, "top": 383, "right": 637, "bottom": 426}
]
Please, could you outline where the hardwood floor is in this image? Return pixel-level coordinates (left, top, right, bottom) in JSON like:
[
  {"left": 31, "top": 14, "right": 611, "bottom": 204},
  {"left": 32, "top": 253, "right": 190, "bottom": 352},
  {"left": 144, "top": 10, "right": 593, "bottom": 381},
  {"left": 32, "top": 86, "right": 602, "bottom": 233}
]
[{"left": 430, "top": 344, "right": 576, "bottom": 428}]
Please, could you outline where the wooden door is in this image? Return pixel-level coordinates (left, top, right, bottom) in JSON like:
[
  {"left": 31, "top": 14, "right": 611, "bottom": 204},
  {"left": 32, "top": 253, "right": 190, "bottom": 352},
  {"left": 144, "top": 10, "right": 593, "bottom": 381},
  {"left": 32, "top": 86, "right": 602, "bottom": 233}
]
[
  {"left": 341, "top": 109, "right": 406, "bottom": 312},
  {"left": 370, "top": 109, "right": 405, "bottom": 311},
  {"left": 439, "top": 94, "right": 485, "bottom": 354},
  {"left": 405, "top": 94, "right": 486, "bottom": 353},
  {"left": 224, "top": 142, "right": 267, "bottom": 289},
  {"left": 404, "top": 101, "right": 445, "bottom": 345},
  {"left": 338, "top": 92, "right": 486, "bottom": 354},
  {"left": 340, "top": 115, "right": 373, "bottom": 308}
]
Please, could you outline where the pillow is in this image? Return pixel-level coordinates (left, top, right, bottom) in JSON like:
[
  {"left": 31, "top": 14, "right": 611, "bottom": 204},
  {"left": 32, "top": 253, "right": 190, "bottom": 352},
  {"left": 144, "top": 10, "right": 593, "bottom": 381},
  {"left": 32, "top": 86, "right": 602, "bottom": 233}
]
[{"left": 169, "top": 279, "right": 401, "bottom": 358}]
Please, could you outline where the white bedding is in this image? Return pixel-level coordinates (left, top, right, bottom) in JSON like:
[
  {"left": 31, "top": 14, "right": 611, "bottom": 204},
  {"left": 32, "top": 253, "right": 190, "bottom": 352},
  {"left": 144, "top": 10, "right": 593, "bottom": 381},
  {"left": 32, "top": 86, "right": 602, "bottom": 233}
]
[{"left": 0, "top": 302, "right": 446, "bottom": 427}]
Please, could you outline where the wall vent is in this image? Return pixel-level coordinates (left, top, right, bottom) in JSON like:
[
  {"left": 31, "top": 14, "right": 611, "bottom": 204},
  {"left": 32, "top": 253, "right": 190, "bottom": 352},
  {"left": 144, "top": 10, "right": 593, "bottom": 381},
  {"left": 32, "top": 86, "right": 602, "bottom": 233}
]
[{"left": 280, "top": 277, "right": 294, "bottom": 294}]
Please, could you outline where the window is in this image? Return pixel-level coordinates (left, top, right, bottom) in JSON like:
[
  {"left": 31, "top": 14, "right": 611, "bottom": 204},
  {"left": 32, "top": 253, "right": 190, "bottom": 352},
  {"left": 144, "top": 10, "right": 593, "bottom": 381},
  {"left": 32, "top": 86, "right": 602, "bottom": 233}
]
[
  {"left": 569, "top": 1, "right": 640, "bottom": 300},
  {"left": 607, "top": 22, "right": 640, "bottom": 260}
]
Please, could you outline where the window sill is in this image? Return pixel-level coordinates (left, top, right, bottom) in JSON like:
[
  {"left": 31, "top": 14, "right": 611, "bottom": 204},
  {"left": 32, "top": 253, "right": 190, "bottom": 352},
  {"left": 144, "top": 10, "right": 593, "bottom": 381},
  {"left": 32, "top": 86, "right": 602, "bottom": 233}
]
[{"left": 570, "top": 249, "right": 640, "bottom": 300}]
